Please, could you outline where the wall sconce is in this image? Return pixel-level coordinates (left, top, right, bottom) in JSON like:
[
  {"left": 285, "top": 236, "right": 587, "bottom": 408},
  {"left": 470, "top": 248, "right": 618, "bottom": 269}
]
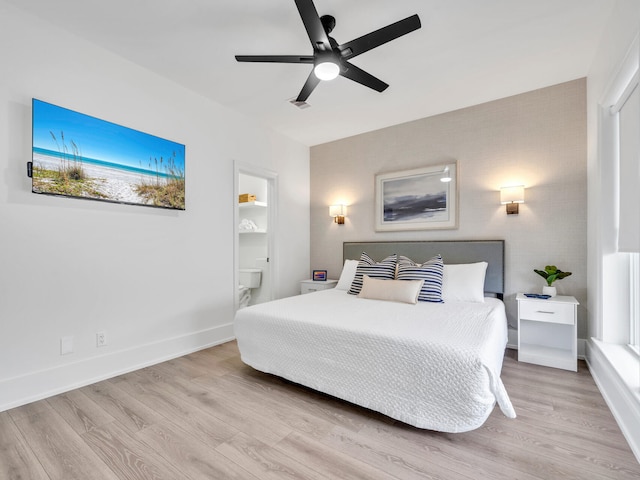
[
  {"left": 500, "top": 185, "right": 525, "bottom": 214},
  {"left": 329, "top": 205, "right": 347, "bottom": 224}
]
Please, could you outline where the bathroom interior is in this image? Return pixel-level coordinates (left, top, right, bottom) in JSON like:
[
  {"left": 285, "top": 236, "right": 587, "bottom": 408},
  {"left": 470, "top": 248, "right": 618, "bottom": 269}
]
[{"left": 238, "top": 173, "right": 269, "bottom": 308}]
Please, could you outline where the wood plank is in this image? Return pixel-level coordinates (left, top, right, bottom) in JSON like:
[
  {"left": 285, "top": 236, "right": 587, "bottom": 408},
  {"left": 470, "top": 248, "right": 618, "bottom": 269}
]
[
  {"left": 182, "top": 350, "right": 246, "bottom": 377},
  {"left": 194, "top": 373, "right": 338, "bottom": 440},
  {"left": 497, "top": 401, "right": 636, "bottom": 456},
  {"left": 354, "top": 418, "right": 543, "bottom": 480},
  {"left": 135, "top": 365, "right": 293, "bottom": 446},
  {"left": 46, "top": 389, "right": 115, "bottom": 435},
  {"left": 81, "top": 421, "right": 183, "bottom": 480},
  {"left": 79, "top": 379, "right": 164, "bottom": 434},
  {"left": 149, "top": 355, "right": 211, "bottom": 380},
  {"left": 109, "top": 370, "right": 238, "bottom": 446},
  {"left": 6, "top": 399, "right": 51, "bottom": 422},
  {"left": 136, "top": 421, "right": 261, "bottom": 480},
  {"left": 502, "top": 358, "right": 599, "bottom": 389},
  {"left": 434, "top": 428, "right": 590, "bottom": 480},
  {"left": 507, "top": 389, "right": 633, "bottom": 440},
  {"left": 318, "top": 424, "right": 473, "bottom": 480},
  {"left": 193, "top": 340, "right": 240, "bottom": 362},
  {"left": 215, "top": 432, "right": 330, "bottom": 480},
  {"left": 10, "top": 404, "right": 118, "bottom": 480},
  {"left": 478, "top": 416, "right": 640, "bottom": 480},
  {"left": 0, "top": 411, "right": 50, "bottom": 480},
  {"left": 503, "top": 371, "right": 612, "bottom": 414},
  {"left": 274, "top": 431, "right": 398, "bottom": 480},
  {"left": 219, "top": 366, "right": 375, "bottom": 433}
]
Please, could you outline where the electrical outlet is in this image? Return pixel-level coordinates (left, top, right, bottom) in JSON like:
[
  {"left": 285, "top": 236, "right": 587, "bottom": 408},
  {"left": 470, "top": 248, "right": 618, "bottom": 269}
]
[
  {"left": 60, "top": 336, "right": 73, "bottom": 355},
  {"left": 96, "top": 331, "right": 107, "bottom": 347}
]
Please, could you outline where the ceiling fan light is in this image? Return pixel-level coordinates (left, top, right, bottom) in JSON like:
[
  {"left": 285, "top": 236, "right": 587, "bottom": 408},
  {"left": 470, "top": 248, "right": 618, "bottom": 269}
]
[{"left": 314, "top": 62, "right": 340, "bottom": 81}]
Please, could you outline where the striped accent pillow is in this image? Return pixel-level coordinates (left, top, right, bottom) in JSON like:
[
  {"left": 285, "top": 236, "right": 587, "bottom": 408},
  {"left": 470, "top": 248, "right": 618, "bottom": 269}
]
[
  {"left": 347, "top": 252, "right": 397, "bottom": 295},
  {"left": 397, "top": 254, "right": 444, "bottom": 303}
]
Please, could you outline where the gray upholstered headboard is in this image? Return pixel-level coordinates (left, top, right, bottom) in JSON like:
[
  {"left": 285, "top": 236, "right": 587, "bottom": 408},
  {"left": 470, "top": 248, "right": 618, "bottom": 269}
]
[{"left": 343, "top": 240, "right": 505, "bottom": 298}]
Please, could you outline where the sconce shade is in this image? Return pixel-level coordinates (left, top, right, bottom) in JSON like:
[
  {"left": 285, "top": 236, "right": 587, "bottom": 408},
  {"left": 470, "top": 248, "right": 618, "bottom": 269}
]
[
  {"left": 329, "top": 205, "right": 345, "bottom": 217},
  {"left": 500, "top": 185, "right": 525, "bottom": 214},
  {"left": 329, "top": 204, "right": 347, "bottom": 224},
  {"left": 500, "top": 186, "right": 524, "bottom": 204}
]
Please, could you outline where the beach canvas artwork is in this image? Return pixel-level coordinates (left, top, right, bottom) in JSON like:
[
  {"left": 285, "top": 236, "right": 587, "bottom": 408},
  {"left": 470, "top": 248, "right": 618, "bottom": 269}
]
[
  {"left": 374, "top": 164, "right": 457, "bottom": 231},
  {"left": 31, "top": 99, "right": 185, "bottom": 210}
]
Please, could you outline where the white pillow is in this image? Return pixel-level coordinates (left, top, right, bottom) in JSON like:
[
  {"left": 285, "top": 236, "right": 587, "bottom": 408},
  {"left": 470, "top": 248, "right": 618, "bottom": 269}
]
[
  {"left": 335, "top": 259, "right": 359, "bottom": 290},
  {"left": 357, "top": 275, "right": 423, "bottom": 304},
  {"left": 441, "top": 262, "right": 488, "bottom": 303}
]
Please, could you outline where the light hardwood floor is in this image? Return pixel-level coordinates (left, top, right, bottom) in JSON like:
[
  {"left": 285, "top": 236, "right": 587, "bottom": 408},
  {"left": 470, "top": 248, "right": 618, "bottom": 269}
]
[{"left": 1, "top": 341, "right": 639, "bottom": 480}]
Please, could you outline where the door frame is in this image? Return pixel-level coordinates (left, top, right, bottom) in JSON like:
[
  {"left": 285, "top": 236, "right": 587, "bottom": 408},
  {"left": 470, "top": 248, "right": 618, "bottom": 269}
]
[{"left": 234, "top": 161, "right": 278, "bottom": 311}]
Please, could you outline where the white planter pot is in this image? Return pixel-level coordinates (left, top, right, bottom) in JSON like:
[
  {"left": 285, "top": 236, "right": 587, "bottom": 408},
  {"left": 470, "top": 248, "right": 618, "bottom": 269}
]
[{"left": 542, "top": 285, "right": 557, "bottom": 297}]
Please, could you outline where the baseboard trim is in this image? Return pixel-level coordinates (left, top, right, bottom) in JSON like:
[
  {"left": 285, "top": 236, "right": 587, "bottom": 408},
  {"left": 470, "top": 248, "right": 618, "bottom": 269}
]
[
  {"left": 586, "top": 339, "right": 640, "bottom": 463},
  {"left": 0, "top": 323, "right": 234, "bottom": 413}
]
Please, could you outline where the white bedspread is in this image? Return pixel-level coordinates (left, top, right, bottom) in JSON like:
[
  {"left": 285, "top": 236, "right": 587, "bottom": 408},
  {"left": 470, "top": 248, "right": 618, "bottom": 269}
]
[{"left": 234, "top": 289, "right": 516, "bottom": 432}]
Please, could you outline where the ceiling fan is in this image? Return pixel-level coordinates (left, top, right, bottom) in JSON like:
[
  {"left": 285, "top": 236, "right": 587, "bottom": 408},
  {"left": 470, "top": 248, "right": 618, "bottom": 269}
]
[{"left": 235, "top": 0, "right": 421, "bottom": 103}]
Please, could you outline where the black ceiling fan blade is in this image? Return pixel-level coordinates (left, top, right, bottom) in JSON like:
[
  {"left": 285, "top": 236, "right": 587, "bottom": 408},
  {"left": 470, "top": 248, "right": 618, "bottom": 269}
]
[
  {"left": 294, "top": 0, "right": 332, "bottom": 51},
  {"left": 340, "top": 62, "right": 388, "bottom": 92},
  {"left": 339, "top": 14, "right": 421, "bottom": 60},
  {"left": 296, "top": 70, "right": 322, "bottom": 102},
  {"left": 235, "top": 55, "right": 314, "bottom": 64}
]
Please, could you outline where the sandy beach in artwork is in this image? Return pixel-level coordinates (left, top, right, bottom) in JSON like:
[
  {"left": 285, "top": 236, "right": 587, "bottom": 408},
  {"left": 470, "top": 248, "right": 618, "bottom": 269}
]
[{"left": 33, "top": 153, "right": 159, "bottom": 204}]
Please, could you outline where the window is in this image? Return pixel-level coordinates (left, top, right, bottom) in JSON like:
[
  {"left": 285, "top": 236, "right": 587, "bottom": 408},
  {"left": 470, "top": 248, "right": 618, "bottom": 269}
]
[
  {"left": 616, "top": 72, "right": 640, "bottom": 354},
  {"left": 617, "top": 76, "right": 640, "bottom": 253},
  {"left": 601, "top": 48, "right": 640, "bottom": 349},
  {"left": 631, "top": 252, "right": 640, "bottom": 354}
]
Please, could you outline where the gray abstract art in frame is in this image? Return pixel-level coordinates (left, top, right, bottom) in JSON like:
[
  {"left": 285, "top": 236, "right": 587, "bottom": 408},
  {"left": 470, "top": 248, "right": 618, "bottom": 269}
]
[{"left": 375, "top": 163, "right": 457, "bottom": 231}]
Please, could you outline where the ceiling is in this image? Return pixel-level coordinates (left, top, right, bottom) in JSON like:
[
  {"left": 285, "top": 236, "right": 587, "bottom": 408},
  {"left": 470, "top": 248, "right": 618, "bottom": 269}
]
[{"left": 6, "top": 0, "right": 616, "bottom": 146}]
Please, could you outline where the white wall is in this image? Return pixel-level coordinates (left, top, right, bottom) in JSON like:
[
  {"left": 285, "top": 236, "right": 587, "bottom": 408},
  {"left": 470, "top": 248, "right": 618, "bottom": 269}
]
[
  {"left": 0, "top": 1, "right": 310, "bottom": 411},
  {"left": 311, "top": 80, "right": 587, "bottom": 337}
]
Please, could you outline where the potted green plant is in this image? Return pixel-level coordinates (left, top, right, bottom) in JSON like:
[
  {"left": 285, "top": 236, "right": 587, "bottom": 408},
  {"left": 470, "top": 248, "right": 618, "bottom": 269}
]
[{"left": 534, "top": 265, "right": 572, "bottom": 297}]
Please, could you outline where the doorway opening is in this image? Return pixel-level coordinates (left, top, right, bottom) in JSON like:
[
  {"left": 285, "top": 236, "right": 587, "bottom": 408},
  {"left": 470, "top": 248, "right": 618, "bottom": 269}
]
[{"left": 234, "top": 162, "right": 277, "bottom": 311}]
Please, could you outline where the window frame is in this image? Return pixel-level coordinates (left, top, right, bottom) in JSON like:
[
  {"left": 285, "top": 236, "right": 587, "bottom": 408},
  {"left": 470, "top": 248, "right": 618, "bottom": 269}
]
[
  {"left": 601, "top": 38, "right": 640, "bottom": 349},
  {"left": 610, "top": 67, "right": 640, "bottom": 356},
  {"left": 630, "top": 252, "right": 640, "bottom": 355}
]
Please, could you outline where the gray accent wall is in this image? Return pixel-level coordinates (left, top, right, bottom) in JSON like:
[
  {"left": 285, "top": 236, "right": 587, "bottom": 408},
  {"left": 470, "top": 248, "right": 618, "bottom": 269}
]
[{"left": 310, "top": 79, "right": 587, "bottom": 337}]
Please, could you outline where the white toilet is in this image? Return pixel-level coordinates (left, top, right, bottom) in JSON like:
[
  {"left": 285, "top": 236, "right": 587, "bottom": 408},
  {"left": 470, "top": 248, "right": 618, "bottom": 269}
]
[{"left": 238, "top": 268, "right": 262, "bottom": 308}]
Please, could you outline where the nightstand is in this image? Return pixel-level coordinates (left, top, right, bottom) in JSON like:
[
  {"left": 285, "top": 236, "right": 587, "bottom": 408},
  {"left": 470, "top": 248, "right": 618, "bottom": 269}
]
[
  {"left": 300, "top": 279, "right": 338, "bottom": 294},
  {"left": 516, "top": 293, "right": 578, "bottom": 371}
]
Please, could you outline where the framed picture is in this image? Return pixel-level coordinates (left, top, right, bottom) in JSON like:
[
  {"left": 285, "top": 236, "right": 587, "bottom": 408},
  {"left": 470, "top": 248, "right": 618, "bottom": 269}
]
[
  {"left": 375, "top": 163, "right": 457, "bottom": 231},
  {"left": 313, "top": 270, "right": 327, "bottom": 281}
]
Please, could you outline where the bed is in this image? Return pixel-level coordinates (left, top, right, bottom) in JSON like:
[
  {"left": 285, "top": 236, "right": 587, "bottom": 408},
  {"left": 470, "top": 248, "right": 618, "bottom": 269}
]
[{"left": 234, "top": 240, "right": 516, "bottom": 433}]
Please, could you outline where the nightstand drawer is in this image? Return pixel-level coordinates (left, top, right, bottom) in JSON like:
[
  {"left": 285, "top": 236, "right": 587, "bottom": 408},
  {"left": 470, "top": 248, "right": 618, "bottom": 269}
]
[
  {"left": 301, "top": 284, "right": 324, "bottom": 294},
  {"left": 300, "top": 279, "right": 337, "bottom": 294},
  {"left": 519, "top": 301, "right": 574, "bottom": 325}
]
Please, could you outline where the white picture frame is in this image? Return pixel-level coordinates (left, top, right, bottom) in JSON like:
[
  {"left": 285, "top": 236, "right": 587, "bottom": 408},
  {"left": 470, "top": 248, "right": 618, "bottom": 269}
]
[{"left": 375, "top": 163, "right": 458, "bottom": 231}]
